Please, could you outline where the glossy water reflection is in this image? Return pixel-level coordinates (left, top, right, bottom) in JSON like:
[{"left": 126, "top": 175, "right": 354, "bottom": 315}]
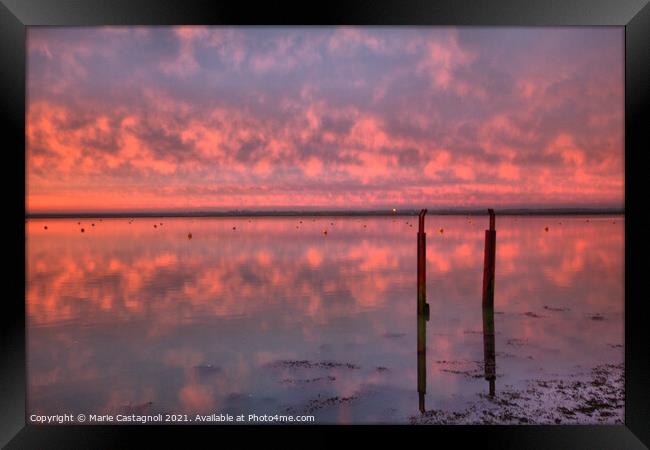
[{"left": 26, "top": 215, "right": 624, "bottom": 423}]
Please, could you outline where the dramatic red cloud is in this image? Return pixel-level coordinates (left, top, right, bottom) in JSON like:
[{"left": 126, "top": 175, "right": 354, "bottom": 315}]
[{"left": 26, "top": 27, "right": 624, "bottom": 212}]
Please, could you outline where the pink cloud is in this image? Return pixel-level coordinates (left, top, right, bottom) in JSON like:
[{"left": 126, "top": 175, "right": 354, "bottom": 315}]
[{"left": 26, "top": 27, "right": 624, "bottom": 212}]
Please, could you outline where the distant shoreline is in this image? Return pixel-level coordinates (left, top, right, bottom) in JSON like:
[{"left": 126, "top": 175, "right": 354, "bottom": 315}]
[{"left": 26, "top": 208, "right": 625, "bottom": 219}]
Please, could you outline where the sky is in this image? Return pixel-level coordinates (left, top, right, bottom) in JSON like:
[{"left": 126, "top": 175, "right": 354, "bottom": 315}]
[{"left": 26, "top": 26, "right": 624, "bottom": 213}]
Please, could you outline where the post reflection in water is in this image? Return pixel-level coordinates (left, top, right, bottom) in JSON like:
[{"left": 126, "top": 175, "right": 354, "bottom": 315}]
[
  {"left": 482, "top": 302, "right": 497, "bottom": 397},
  {"left": 417, "top": 314, "right": 427, "bottom": 413}
]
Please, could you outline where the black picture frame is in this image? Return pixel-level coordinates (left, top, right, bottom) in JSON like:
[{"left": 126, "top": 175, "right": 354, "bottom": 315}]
[{"left": 1, "top": 0, "right": 648, "bottom": 448}]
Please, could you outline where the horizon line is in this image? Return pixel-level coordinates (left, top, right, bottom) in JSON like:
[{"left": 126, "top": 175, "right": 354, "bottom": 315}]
[{"left": 26, "top": 206, "right": 625, "bottom": 219}]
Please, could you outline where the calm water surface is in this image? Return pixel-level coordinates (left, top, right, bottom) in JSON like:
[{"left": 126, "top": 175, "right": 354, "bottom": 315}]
[{"left": 26, "top": 215, "right": 624, "bottom": 424}]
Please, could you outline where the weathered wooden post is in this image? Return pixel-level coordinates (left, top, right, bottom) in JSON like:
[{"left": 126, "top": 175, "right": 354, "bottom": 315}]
[
  {"left": 417, "top": 209, "right": 429, "bottom": 319},
  {"left": 482, "top": 209, "right": 496, "bottom": 308},
  {"left": 417, "top": 209, "right": 429, "bottom": 412},
  {"left": 482, "top": 209, "right": 496, "bottom": 396}
]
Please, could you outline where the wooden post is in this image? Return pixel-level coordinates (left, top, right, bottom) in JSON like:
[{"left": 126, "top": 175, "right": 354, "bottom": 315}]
[
  {"left": 482, "top": 208, "right": 496, "bottom": 396},
  {"left": 417, "top": 209, "right": 429, "bottom": 320},
  {"left": 417, "top": 208, "right": 429, "bottom": 413},
  {"left": 482, "top": 209, "right": 496, "bottom": 308}
]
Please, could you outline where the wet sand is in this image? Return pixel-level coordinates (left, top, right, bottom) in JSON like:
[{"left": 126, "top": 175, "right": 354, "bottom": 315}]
[{"left": 410, "top": 362, "right": 623, "bottom": 424}]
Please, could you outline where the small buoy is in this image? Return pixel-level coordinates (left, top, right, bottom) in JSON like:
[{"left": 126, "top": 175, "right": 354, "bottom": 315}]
[
  {"left": 323, "top": 230, "right": 328, "bottom": 235},
  {"left": 439, "top": 228, "right": 444, "bottom": 234},
  {"left": 187, "top": 233, "right": 192, "bottom": 239},
  {"left": 154, "top": 224, "right": 157, "bottom": 228},
  {"left": 160, "top": 222, "right": 163, "bottom": 226},
  {"left": 81, "top": 228, "right": 85, "bottom": 233},
  {"left": 232, "top": 226, "right": 236, "bottom": 230},
  {"left": 77, "top": 222, "right": 80, "bottom": 225},
  {"left": 92, "top": 223, "right": 95, "bottom": 227},
  {"left": 299, "top": 221, "right": 303, "bottom": 224},
  {"left": 545, "top": 227, "right": 549, "bottom": 232},
  {"left": 43, "top": 225, "right": 48, "bottom": 230},
  {"left": 364, "top": 224, "right": 367, "bottom": 228}
]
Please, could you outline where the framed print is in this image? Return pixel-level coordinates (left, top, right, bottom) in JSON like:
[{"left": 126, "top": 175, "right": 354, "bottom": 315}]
[{"left": 1, "top": 0, "right": 649, "bottom": 448}]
